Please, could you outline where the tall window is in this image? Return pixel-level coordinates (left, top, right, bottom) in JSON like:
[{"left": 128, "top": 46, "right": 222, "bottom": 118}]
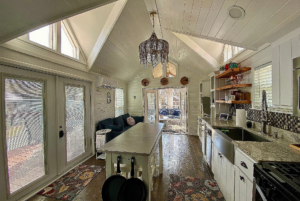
[
  {"left": 61, "top": 23, "right": 76, "bottom": 58},
  {"left": 29, "top": 25, "right": 52, "bottom": 48},
  {"left": 223, "top": 44, "right": 244, "bottom": 62},
  {"left": 115, "top": 88, "right": 124, "bottom": 117},
  {"left": 254, "top": 63, "right": 272, "bottom": 108}
]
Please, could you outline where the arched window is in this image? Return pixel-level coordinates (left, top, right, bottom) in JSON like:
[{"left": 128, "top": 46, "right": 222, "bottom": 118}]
[{"left": 153, "top": 62, "right": 177, "bottom": 78}]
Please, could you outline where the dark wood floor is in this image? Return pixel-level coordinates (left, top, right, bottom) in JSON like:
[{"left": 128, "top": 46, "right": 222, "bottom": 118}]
[{"left": 28, "top": 134, "right": 214, "bottom": 201}]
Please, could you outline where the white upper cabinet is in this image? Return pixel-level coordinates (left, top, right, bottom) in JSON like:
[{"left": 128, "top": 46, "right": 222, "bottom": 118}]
[{"left": 272, "top": 30, "right": 300, "bottom": 107}]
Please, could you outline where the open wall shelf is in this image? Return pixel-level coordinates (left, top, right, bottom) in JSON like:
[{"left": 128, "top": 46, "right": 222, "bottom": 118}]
[
  {"left": 215, "top": 84, "right": 252, "bottom": 91},
  {"left": 216, "top": 67, "right": 251, "bottom": 79},
  {"left": 215, "top": 100, "right": 252, "bottom": 104}
]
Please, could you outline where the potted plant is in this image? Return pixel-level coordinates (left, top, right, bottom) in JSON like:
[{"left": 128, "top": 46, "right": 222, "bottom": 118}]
[{"left": 219, "top": 66, "right": 225, "bottom": 73}]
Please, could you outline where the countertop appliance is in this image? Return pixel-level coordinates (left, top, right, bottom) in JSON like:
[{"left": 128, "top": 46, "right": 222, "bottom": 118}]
[{"left": 254, "top": 162, "right": 300, "bottom": 201}]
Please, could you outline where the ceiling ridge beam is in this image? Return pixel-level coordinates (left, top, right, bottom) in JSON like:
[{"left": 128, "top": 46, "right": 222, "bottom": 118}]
[
  {"left": 172, "top": 32, "right": 220, "bottom": 69},
  {"left": 87, "top": 0, "right": 128, "bottom": 70},
  {"left": 167, "top": 28, "right": 258, "bottom": 51}
]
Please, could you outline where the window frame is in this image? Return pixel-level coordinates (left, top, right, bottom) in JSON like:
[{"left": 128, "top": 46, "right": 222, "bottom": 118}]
[
  {"left": 223, "top": 44, "right": 245, "bottom": 63},
  {"left": 25, "top": 21, "right": 80, "bottom": 60},
  {"left": 254, "top": 62, "right": 272, "bottom": 109},
  {"left": 115, "top": 88, "right": 124, "bottom": 117},
  {"left": 152, "top": 61, "right": 178, "bottom": 79},
  {"left": 61, "top": 21, "right": 79, "bottom": 59},
  {"left": 28, "top": 24, "right": 55, "bottom": 49}
]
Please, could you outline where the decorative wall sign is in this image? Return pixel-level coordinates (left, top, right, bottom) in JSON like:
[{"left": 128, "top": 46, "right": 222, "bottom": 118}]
[
  {"left": 141, "top": 79, "right": 149, "bottom": 86},
  {"left": 160, "top": 77, "right": 168, "bottom": 85},
  {"left": 107, "top": 92, "right": 111, "bottom": 103},
  {"left": 180, "top": 77, "right": 189, "bottom": 85}
]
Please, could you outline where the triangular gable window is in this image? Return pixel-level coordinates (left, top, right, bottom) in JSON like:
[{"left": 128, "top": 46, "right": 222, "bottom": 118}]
[{"left": 61, "top": 23, "right": 76, "bottom": 58}]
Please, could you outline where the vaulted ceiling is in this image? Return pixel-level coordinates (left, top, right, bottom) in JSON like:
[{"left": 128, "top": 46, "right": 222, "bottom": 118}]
[{"left": 1, "top": 0, "right": 300, "bottom": 82}]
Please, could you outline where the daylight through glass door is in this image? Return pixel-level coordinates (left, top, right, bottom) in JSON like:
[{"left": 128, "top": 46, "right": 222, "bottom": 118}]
[
  {"left": 65, "top": 85, "right": 85, "bottom": 162},
  {"left": 4, "top": 78, "right": 45, "bottom": 194}
]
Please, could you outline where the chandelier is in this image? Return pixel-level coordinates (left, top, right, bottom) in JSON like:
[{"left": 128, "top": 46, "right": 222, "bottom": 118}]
[{"left": 139, "top": 12, "right": 169, "bottom": 69}]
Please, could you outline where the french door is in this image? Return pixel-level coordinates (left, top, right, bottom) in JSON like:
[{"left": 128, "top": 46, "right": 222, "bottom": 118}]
[
  {"left": 57, "top": 77, "right": 91, "bottom": 174},
  {"left": 0, "top": 66, "right": 91, "bottom": 201},
  {"left": 144, "top": 89, "right": 159, "bottom": 123}
]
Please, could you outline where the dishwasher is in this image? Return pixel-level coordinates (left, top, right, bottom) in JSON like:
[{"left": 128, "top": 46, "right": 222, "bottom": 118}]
[{"left": 205, "top": 128, "right": 212, "bottom": 167}]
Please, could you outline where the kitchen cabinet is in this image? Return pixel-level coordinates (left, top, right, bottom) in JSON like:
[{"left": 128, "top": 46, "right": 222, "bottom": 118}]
[
  {"left": 272, "top": 40, "right": 293, "bottom": 107},
  {"left": 201, "top": 120, "right": 206, "bottom": 155},
  {"left": 234, "top": 166, "right": 253, "bottom": 201},
  {"left": 212, "top": 143, "right": 234, "bottom": 201}
]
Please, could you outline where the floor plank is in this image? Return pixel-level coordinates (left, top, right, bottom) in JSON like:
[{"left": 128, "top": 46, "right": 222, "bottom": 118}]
[{"left": 28, "top": 134, "right": 213, "bottom": 201}]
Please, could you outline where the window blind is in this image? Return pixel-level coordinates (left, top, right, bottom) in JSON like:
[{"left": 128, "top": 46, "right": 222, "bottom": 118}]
[
  {"left": 254, "top": 63, "right": 272, "bottom": 108},
  {"left": 115, "top": 88, "right": 124, "bottom": 117}
]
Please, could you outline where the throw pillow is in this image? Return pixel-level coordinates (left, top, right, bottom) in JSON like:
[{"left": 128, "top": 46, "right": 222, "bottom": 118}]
[
  {"left": 121, "top": 113, "right": 130, "bottom": 126},
  {"left": 105, "top": 124, "right": 123, "bottom": 131},
  {"left": 127, "top": 117, "right": 135, "bottom": 126}
]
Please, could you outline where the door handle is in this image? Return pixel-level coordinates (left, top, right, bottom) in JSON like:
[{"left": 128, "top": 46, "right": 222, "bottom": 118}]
[
  {"left": 59, "top": 130, "right": 65, "bottom": 138},
  {"left": 240, "top": 176, "right": 245, "bottom": 181}
]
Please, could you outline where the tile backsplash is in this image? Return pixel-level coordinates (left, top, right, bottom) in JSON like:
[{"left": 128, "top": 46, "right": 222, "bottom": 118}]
[{"left": 247, "top": 109, "right": 299, "bottom": 133}]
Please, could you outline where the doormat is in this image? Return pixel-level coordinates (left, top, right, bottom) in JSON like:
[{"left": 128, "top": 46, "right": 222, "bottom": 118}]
[
  {"left": 168, "top": 174, "right": 225, "bottom": 201},
  {"left": 37, "top": 164, "right": 103, "bottom": 200}
]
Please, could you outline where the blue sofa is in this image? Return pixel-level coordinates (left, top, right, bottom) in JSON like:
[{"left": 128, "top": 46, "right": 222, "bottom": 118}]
[{"left": 96, "top": 113, "right": 144, "bottom": 145}]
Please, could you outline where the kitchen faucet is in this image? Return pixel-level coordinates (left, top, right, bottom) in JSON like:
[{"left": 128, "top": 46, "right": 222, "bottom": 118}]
[{"left": 261, "top": 90, "right": 269, "bottom": 134}]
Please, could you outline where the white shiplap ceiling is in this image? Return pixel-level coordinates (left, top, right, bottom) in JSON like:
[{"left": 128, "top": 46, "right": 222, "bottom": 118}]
[
  {"left": 88, "top": 0, "right": 215, "bottom": 81},
  {"left": 0, "top": 0, "right": 116, "bottom": 43},
  {"left": 154, "top": 0, "right": 300, "bottom": 50}
]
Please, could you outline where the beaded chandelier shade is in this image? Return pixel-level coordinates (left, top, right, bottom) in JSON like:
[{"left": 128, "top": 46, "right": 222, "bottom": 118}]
[{"left": 139, "top": 12, "right": 169, "bottom": 69}]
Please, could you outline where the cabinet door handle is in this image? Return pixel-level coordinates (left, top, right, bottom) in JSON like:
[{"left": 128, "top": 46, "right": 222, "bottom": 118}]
[
  {"left": 219, "top": 153, "right": 222, "bottom": 158},
  {"left": 240, "top": 176, "right": 245, "bottom": 181},
  {"left": 240, "top": 161, "right": 248, "bottom": 169}
]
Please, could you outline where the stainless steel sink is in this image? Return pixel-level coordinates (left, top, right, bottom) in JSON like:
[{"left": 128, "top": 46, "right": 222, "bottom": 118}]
[
  {"left": 211, "top": 126, "right": 270, "bottom": 165},
  {"left": 214, "top": 127, "right": 270, "bottom": 142}
]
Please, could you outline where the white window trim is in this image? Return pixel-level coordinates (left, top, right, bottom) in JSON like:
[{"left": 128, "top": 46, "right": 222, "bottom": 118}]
[{"left": 21, "top": 21, "right": 85, "bottom": 62}]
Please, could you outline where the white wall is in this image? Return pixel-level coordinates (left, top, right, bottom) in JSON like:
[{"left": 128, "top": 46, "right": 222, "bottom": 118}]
[{"left": 127, "top": 64, "right": 204, "bottom": 135}]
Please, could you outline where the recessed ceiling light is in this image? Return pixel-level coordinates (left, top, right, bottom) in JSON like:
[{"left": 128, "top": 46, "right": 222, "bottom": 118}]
[{"left": 228, "top": 6, "right": 245, "bottom": 20}]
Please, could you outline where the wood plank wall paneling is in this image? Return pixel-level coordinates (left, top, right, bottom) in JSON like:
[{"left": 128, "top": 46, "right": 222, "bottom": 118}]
[
  {"left": 94, "top": 81, "right": 127, "bottom": 127},
  {"left": 127, "top": 65, "right": 203, "bottom": 135}
]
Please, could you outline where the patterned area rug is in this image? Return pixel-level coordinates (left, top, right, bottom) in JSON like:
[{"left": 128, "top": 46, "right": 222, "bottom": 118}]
[
  {"left": 38, "top": 164, "right": 103, "bottom": 200},
  {"left": 168, "top": 174, "right": 225, "bottom": 201}
]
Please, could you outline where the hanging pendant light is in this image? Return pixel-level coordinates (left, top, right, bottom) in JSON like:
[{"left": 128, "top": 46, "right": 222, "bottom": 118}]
[{"left": 139, "top": 12, "right": 169, "bottom": 69}]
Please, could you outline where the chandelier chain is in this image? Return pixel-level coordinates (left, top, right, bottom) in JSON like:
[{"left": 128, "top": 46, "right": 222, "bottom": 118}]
[{"left": 154, "top": 0, "right": 164, "bottom": 39}]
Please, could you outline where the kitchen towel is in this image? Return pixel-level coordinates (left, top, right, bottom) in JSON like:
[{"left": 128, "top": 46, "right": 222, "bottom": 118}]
[{"left": 236, "top": 109, "right": 246, "bottom": 127}]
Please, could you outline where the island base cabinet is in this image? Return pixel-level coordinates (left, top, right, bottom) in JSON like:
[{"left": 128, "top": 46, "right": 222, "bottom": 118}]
[
  {"left": 234, "top": 166, "right": 253, "bottom": 201},
  {"left": 212, "top": 144, "right": 234, "bottom": 201}
]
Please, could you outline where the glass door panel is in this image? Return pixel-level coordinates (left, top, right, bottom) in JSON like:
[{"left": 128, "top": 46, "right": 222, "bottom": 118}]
[
  {"left": 4, "top": 78, "right": 45, "bottom": 194},
  {"left": 147, "top": 93, "right": 156, "bottom": 123},
  {"left": 144, "top": 89, "right": 158, "bottom": 123},
  {"left": 65, "top": 85, "right": 85, "bottom": 162},
  {"left": 57, "top": 77, "right": 91, "bottom": 174}
]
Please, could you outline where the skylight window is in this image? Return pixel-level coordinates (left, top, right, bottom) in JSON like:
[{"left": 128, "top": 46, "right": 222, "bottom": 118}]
[
  {"left": 61, "top": 24, "right": 76, "bottom": 58},
  {"left": 29, "top": 25, "right": 51, "bottom": 48},
  {"left": 223, "top": 44, "right": 244, "bottom": 63}
]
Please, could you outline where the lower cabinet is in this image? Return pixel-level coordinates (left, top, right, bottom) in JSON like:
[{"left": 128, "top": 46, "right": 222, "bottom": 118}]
[
  {"left": 234, "top": 166, "right": 253, "bottom": 201},
  {"left": 212, "top": 143, "right": 235, "bottom": 201}
]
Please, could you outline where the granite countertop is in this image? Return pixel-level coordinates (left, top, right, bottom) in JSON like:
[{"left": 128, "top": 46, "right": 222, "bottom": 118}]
[{"left": 198, "top": 115, "right": 300, "bottom": 163}]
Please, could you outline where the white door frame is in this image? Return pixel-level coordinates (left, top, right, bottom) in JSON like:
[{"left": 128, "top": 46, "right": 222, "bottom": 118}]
[{"left": 57, "top": 76, "right": 92, "bottom": 175}]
